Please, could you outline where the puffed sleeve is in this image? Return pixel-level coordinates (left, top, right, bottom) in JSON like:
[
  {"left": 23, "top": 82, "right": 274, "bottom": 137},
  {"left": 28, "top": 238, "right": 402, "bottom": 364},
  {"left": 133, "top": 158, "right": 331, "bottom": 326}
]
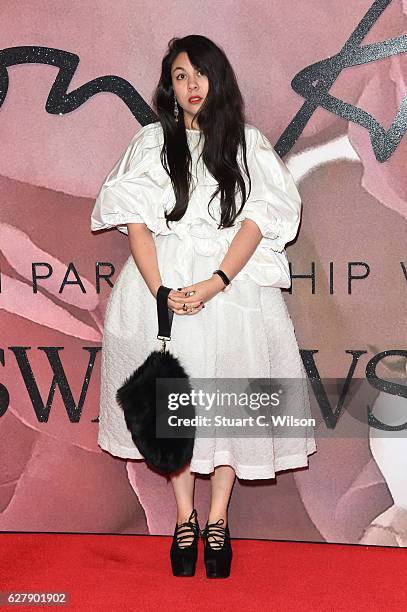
[
  {"left": 90, "top": 123, "right": 168, "bottom": 236},
  {"left": 237, "top": 126, "right": 301, "bottom": 253}
]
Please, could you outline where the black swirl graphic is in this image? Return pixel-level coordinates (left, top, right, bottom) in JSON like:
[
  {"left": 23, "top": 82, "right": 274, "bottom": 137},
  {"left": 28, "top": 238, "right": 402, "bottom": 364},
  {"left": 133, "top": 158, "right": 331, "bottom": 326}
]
[
  {"left": 277, "top": 0, "right": 407, "bottom": 162},
  {"left": 0, "top": 0, "right": 405, "bottom": 162}
]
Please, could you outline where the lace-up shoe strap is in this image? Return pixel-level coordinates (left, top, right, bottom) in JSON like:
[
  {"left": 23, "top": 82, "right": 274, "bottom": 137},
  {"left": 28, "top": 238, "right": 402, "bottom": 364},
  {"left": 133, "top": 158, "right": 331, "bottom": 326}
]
[{"left": 201, "top": 519, "right": 228, "bottom": 549}]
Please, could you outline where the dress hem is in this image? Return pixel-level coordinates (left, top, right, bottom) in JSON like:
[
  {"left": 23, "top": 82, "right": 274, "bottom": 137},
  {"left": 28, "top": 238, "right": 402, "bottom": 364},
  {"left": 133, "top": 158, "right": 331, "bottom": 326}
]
[
  {"left": 98, "top": 437, "right": 317, "bottom": 480},
  {"left": 189, "top": 446, "right": 317, "bottom": 480}
]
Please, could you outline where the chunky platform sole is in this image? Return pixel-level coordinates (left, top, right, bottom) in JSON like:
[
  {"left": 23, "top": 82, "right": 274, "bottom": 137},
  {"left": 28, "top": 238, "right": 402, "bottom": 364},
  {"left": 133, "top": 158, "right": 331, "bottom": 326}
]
[
  {"left": 204, "top": 553, "right": 232, "bottom": 578},
  {"left": 201, "top": 518, "right": 232, "bottom": 578},
  {"left": 170, "top": 550, "right": 198, "bottom": 577}
]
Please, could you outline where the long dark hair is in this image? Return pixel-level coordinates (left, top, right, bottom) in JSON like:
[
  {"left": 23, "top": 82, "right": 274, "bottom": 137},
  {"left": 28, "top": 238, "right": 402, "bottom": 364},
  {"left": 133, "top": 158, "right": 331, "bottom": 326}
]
[{"left": 151, "top": 35, "right": 252, "bottom": 230}]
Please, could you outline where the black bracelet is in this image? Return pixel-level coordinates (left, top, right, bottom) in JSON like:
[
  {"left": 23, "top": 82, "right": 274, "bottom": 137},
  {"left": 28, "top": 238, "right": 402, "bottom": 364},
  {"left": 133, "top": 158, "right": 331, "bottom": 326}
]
[{"left": 213, "top": 269, "right": 231, "bottom": 286}]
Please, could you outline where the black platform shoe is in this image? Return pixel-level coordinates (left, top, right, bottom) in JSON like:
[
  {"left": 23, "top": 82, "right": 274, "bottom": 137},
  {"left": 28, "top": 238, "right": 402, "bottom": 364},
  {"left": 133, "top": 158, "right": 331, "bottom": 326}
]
[
  {"left": 201, "top": 518, "right": 232, "bottom": 578},
  {"left": 170, "top": 508, "right": 200, "bottom": 577}
]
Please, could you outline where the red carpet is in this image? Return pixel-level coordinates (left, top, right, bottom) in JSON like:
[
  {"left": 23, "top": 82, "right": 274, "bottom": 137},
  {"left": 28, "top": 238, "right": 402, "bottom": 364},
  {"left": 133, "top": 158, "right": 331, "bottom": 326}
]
[{"left": 0, "top": 534, "right": 406, "bottom": 611}]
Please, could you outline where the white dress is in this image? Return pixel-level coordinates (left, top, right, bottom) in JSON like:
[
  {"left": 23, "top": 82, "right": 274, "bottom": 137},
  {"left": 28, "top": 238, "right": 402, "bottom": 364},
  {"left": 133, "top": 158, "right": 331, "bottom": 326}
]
[{"left": 90, "top": 121, "right": 316, "bottom": 479}]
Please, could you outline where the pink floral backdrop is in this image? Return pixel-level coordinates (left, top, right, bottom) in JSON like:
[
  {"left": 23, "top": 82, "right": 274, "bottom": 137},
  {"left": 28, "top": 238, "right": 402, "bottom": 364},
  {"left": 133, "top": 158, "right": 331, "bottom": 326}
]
[{"left": 1, "top": 0, "right": 406, "bottom": 545}]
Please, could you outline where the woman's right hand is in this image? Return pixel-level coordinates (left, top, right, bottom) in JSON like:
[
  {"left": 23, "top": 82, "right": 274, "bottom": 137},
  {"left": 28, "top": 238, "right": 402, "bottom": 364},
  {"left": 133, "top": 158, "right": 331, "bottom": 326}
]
[{"left": 167, "top": 288, "right": 205, "bottom": 316}]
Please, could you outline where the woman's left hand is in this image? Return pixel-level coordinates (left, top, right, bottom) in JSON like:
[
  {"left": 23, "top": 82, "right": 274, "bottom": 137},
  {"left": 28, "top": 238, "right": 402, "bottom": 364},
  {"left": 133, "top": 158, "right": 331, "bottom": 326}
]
[{"left": 173, "top": 276, "right": 226, "bottom": 309}]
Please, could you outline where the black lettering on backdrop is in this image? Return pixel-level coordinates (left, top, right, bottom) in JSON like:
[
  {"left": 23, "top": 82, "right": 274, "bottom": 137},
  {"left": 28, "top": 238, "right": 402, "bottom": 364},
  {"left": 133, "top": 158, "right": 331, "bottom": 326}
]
[
  {"left": 300, "top": 349, "right": 367, "bottom": 429},
  {"left": 366, "top": 350, "right": 407, "bottom": 431},
  {"left": 0, "top": 348, "right": 10, "bottom": 418},
  {"left": 6, "top": 346, "right": 101, "bottom": 423},
  {"left": 0, "top": 346, "right": 405, "bottom": 429},
  {"left": 96, "top": 262, "right": 115, "bottom": 291}
]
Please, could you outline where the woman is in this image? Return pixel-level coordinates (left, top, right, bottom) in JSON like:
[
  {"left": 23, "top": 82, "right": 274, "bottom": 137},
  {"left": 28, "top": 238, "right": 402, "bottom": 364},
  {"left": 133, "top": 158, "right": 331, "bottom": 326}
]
[{"left": 91, "top": 34, "right": 316, "bottom": 578}]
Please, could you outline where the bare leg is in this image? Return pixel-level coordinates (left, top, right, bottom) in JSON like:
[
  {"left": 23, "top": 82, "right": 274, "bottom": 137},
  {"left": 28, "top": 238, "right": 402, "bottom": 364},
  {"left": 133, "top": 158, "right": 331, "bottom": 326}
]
[
  {"left": 208, "top": 465, "right": 236, "bottom": 528},
  {"left": 169, "top": 463, "right": 197, "bottom": 547}
]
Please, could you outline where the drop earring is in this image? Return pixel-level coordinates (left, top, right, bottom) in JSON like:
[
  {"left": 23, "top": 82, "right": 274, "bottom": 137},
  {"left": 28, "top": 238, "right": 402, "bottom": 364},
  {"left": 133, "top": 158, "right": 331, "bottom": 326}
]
[{"left": 174, "top": 92, "right": 179, "bottom": 123}]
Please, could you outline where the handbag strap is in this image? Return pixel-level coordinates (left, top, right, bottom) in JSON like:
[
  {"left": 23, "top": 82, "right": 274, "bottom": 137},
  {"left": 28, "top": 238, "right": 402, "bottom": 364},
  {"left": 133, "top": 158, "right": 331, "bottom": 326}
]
[{"left": 156, "top": 285, "right": 174, "bottom": 342}]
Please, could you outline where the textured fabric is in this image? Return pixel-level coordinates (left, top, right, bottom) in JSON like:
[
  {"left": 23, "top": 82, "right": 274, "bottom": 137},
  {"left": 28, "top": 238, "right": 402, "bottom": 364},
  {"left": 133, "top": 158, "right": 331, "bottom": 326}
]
[{"left": 90, "top": 122, "right": 316, "bottom": 479}]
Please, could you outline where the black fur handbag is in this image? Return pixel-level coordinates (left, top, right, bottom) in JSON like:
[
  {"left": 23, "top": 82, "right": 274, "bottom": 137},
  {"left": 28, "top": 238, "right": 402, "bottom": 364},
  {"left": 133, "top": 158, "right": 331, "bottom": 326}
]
[{"left": 116, "top": 285, "right": 195, "bottom": 474}]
